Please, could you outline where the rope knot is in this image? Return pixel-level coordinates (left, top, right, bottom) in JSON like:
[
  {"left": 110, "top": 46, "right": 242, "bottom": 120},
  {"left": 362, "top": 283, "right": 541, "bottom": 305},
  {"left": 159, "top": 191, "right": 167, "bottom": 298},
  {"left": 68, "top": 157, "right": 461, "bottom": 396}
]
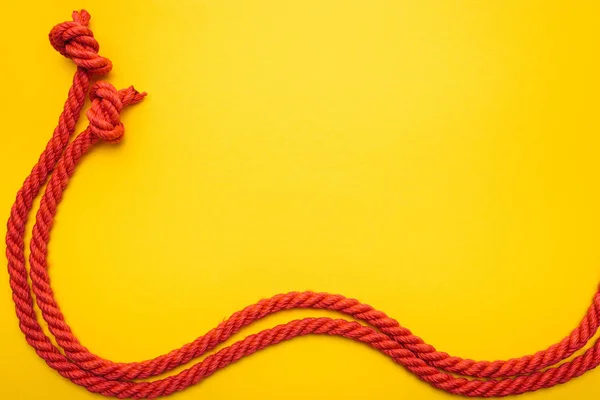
[
  {"left": 87, "top": 82, "right": 146, "bottom": 143},
  {"left": 49, "top": 10, "right": 112, "bottom": 75}
]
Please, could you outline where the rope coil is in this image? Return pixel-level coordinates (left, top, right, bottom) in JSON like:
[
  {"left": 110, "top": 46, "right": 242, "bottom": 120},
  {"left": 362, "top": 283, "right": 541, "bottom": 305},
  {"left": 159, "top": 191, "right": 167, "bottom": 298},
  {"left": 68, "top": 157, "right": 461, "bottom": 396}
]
[{"left": 6, "top": 9, "right": 600, "bottom": 398}]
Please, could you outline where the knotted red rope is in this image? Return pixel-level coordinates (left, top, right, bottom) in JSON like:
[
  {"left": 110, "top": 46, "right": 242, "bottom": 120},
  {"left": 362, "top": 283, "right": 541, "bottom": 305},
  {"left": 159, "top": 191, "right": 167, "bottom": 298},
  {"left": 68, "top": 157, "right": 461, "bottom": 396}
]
[{"left": 6, "top": 10, "right": 600, "bottom": 398}]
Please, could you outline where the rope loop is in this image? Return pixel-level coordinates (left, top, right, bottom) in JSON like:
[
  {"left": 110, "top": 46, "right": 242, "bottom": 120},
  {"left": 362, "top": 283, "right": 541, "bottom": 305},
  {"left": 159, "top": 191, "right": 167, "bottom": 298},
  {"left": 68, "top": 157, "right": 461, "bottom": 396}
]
[
  {"left": 49, "top": 10, "right": 112, "bottom": 75},
  {"left": 87, "top": 82, "right": 146, "bottom": 143}
]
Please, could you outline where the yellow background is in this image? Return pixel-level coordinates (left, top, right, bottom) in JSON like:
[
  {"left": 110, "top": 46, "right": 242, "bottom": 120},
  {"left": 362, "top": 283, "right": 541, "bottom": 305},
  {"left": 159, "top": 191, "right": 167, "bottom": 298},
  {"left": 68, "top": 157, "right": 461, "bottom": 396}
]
[{"left": 1, "top": 1, "right": 600, "bottom": 399}]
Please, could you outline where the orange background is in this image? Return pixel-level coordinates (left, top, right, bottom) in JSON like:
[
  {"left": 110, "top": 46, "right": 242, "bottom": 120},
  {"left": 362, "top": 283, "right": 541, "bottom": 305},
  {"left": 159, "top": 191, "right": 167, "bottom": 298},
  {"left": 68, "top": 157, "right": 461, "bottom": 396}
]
[{"left": 2, "top": 1, "right": 600, "bottom": 399}]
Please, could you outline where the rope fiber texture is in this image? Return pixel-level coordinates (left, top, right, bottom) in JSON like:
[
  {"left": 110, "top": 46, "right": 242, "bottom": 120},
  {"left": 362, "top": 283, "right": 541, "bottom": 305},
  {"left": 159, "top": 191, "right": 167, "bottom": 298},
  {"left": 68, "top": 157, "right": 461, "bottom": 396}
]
[{"left": 6, "top": 9, "right": 600, "bottom": 399}]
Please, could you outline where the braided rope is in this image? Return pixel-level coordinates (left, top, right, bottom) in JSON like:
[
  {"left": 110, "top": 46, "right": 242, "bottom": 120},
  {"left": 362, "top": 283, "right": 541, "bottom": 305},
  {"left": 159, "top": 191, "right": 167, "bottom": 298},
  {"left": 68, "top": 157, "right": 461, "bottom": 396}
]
[{"left": 7, "top": 9, "right": 600, "bottom": 398}]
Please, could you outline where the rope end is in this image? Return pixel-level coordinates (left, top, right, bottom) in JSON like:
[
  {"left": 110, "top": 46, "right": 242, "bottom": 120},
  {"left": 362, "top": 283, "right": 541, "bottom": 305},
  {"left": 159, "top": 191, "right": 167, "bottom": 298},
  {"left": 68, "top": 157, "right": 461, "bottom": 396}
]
[
  {"left": 120, "top": 86, "right": 147, "bottom": 106},
  {"left": 72, "top": 10, "right": 91, "bottom": 26}
]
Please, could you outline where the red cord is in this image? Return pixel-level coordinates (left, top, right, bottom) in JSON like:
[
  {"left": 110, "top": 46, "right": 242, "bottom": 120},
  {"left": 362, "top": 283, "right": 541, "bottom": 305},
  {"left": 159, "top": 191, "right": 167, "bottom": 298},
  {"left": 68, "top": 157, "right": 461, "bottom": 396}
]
[{"left": 7, "top": 9, "right": 600, "bottom": 398}]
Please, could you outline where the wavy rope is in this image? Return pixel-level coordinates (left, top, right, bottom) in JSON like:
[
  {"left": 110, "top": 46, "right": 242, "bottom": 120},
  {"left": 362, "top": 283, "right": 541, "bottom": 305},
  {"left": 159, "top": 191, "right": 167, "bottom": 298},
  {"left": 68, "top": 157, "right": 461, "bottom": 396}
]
[{"left": 7, "top": 9, "right": 600, "bottom": 398}]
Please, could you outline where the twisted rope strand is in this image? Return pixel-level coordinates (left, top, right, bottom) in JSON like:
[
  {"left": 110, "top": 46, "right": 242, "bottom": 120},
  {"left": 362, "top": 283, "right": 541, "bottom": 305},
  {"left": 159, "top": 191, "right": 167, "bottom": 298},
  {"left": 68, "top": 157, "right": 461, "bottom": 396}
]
[
  {"left": 7, "top": 9, "right": 600, "bottom": 398},
  {"left": 6, "top": 6, "right": 110, "bottom": 380}
]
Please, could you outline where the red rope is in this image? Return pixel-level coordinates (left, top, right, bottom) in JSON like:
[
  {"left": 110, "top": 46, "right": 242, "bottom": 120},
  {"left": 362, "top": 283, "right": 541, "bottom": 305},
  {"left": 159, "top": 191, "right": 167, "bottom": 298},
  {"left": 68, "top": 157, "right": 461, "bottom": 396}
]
[{"left": 6, "top": 9, "right": 600, "bottom": 398}]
